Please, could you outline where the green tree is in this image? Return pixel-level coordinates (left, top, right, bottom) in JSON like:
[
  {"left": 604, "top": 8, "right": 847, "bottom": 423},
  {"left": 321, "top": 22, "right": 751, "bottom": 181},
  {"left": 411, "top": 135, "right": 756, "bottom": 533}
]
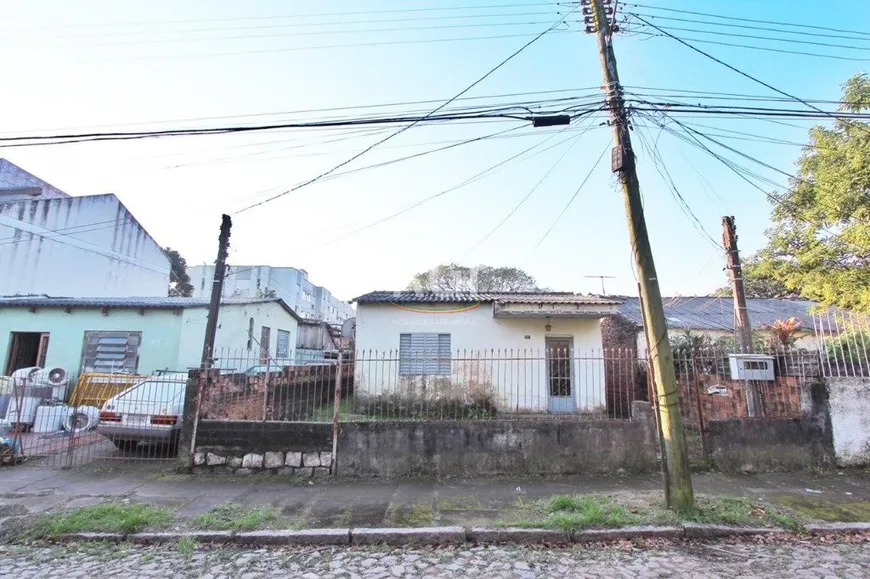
[
  {"left": 754, "top": 73, "right": 870, "bottom": 313},
  {"left": 408, "top": 263, "right": 540, "bottom": 292},
  {"left": 163, "top": 247, "right": 194, "bottom": 297},
  {"left": 711, "top": 257, "right": 797, "bottom": 299}
]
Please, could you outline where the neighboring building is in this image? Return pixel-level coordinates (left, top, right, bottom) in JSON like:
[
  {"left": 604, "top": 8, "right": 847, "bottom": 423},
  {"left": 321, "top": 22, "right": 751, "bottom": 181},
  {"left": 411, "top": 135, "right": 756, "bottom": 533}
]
[
  {"left": 296, "top": 320, "right": 340, "bottom": 361},
  {"left": 0, "top": 160, "right": 170, "bottom": 297},
  {"left": 0, "top": 158, "right": 69, "bottom": 202},
  {"left": 352, "top": 291, "right": 621, "bottom": 414},
  {"left": 614, "top": 296, "right": 826, "bottom": 352},
  {"left": 0, "top": 296, "right": 301, "bottom": 379},
  {"left": 190, "top": 264, "right": 353, "bottom": 325}
]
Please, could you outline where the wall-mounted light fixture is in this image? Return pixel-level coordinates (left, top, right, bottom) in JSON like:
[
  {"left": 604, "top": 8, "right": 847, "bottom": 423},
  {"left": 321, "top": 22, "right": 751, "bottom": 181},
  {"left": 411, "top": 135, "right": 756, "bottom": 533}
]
[{"left": 545, "top": 323, "right": 552, "bottom": 332}]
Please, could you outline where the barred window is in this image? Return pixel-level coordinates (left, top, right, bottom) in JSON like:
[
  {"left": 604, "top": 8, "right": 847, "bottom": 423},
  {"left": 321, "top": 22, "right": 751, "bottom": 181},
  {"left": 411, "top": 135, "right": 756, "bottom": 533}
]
[{"left": 399, "top": 333, "right": 451, "bottom": 376}]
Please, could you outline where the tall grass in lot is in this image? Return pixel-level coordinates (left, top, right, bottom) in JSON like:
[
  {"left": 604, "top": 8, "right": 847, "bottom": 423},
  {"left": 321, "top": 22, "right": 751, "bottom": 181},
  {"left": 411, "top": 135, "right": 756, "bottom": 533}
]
[{"left": 27, "top": 504, "right": 172, "bottom": 539}]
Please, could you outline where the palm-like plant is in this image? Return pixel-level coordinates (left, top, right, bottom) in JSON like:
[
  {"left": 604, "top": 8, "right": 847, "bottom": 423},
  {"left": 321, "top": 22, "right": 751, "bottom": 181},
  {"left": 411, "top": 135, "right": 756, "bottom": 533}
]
[{"left": 767, "top": 317, "right": 803, "bottom": 348}]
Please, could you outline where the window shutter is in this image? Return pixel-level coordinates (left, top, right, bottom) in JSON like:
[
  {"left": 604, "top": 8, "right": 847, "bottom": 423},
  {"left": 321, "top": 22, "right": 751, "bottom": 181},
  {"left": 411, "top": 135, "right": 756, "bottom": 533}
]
[
  {"left": 399, "top": 333, "right": 451, "bottom": 376},
  {"left": 81, "top": 331, "right": 142, "bottom": 374}
]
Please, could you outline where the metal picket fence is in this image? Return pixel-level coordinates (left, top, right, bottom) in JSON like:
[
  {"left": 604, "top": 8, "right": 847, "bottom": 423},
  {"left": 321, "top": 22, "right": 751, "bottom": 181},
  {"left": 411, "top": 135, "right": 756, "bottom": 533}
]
[
  {"left": 814, "top": 311, "right": 870, "bottom": 378},
  {"left": 200, "top": 347, "right": 644, "bottom": 423}
]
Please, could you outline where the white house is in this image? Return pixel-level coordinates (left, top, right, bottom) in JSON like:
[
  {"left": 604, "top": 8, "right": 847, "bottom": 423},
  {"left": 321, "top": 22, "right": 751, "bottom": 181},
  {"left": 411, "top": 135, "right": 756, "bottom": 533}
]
[
  {"left": 0, "top": 160, "right": 170, "bottom": 297},
  {"left": 352, "top": 291, "right": 621, "bottom": 414},
  {"left": 0, "top": 296, "right": 301, "bottom": 380},
  {"left": 190, "top": 264, "right": 354, "bottom": 325}
]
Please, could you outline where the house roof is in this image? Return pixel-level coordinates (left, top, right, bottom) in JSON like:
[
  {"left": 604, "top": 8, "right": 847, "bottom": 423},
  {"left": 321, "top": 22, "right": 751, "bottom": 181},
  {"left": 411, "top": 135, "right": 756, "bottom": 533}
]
[
  {"left": 614, "top": 296, "right": 828, "bottom": 332},
  {"left": 353, "top": 291, "right": 621, "bottom": 305},
  {"left": 0, "top": 295, "right": 303, "bottom": 321}
]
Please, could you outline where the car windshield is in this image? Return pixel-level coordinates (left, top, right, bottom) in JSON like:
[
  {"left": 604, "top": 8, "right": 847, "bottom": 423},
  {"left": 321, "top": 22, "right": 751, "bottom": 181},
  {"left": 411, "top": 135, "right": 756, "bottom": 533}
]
[{"left": 120, "top": 379, "right": 185, "bottom": 404}]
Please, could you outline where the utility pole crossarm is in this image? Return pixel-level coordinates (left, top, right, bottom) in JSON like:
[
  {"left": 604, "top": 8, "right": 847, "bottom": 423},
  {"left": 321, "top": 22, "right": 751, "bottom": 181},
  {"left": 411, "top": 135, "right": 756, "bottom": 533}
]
[{"left": 585, "top": 0, "right": 694, "bottom": 510}]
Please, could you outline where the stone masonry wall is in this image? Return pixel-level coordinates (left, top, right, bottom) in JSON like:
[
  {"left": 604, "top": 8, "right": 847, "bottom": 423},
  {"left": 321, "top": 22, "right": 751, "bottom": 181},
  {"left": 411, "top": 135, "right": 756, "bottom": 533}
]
[{"left": 193, "top": 420, "right": 333, "bottom": 477}]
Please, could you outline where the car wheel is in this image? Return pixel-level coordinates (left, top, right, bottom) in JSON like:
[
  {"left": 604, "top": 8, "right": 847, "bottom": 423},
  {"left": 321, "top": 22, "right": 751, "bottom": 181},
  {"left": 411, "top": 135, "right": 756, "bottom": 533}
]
[{"left": 112, "top": 439, "right": 139, "bottom": 451}]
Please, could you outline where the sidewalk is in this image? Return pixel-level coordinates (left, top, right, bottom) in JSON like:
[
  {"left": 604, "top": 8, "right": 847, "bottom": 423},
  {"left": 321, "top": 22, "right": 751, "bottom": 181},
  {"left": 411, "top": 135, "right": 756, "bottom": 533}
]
[{"left": 2, "top": 464, "right": 870, "bottom": 529}]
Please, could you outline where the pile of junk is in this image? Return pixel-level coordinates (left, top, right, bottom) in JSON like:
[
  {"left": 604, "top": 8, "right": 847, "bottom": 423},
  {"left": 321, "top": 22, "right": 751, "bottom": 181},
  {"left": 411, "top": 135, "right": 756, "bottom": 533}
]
[{"left": 0, "top": 366, "right": 101, "bottom": 463}]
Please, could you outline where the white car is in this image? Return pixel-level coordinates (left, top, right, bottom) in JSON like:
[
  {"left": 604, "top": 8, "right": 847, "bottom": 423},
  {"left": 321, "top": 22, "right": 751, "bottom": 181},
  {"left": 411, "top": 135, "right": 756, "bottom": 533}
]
[{"left": 97, "top": 373, "right": 187, "bottom": 451}]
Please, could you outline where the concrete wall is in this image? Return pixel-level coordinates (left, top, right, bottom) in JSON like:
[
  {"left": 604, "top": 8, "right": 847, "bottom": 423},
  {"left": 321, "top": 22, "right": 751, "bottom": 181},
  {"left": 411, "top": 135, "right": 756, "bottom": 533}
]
[
  {"left": 354, "top": 302, "right": 606, "bottom": 412},
  {"left": 828, "top": 377, "right": 870, "bottom": 467},
  {"left": 340, "top": 403, "right": 656, "bottom": 477},
  {"left": 0, "top": 307, "right": 183, "bottom": 379},
  {"left": 177, "top": 301, "right": 298, "bottom": 370},
  {"left": 188, "top": 404, "right": 656, "bottom": 477},
  {"left": 0, "top": 194, "right": 169, "bottom": 297}
]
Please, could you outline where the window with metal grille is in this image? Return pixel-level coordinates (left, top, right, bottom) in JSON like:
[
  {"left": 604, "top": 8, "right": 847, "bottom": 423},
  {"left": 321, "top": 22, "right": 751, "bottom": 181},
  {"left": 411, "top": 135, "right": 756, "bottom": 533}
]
[
  {"left": 276, "top": 329, "right": 291, "bottom": 358},
  {"left": 80, "top": 331, "right": 142, "bottom": 374},
  {"left": 399, "top": 333, "right": 451, "bottom": 376}
]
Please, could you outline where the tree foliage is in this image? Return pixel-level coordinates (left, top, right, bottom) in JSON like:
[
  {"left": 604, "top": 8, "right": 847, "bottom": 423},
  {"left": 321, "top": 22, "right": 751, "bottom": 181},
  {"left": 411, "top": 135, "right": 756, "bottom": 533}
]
[
  {"left": 163, "top": 247, "right": 194, "bottom": 297},
  {"left": 754, "top": 73, "right": 870, "bottom": 313},
  {"left": 408, "top": 263, "right": 540, "bottom": 292},
  {"left": 711, "top": 257, "right": 797, "bottom": 299}
]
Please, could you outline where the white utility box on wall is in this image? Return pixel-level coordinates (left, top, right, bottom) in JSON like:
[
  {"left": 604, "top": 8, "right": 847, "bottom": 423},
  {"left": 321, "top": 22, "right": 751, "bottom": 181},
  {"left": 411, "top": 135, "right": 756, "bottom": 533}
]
[{"left": 728, "top": 354, "right": 775, "bottom": 381}]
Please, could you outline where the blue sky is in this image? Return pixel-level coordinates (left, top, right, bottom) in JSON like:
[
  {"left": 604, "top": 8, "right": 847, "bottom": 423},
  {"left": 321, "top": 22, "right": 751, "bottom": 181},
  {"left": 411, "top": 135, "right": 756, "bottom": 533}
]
[{"left": 2, "top": 0, "right": 868, "bottom": 301}]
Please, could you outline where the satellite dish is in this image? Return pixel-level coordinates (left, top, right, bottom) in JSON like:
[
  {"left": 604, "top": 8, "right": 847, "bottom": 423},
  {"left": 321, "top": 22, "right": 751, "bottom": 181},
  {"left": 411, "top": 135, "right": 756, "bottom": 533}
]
[{"left": 341, "top": 317, "right": 356, "bottom": 340}]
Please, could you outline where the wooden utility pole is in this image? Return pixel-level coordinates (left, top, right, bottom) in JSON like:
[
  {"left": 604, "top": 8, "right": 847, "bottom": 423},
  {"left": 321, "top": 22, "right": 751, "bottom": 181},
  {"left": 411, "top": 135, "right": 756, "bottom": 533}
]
[
  {"left": 722, "top": 216, "right": 753, "bottom": 353},
  {"left": 201, "top": 214, "right": 232, "bottom": 368},
  {"left": 188, "top": 214, "right": 232, "bottom": 467},
  {"left": 585, "top": 0, "right": 694, "bottom": 510},
  {"left": 722, "top": 215, "right": 758, "bottom": 416}
]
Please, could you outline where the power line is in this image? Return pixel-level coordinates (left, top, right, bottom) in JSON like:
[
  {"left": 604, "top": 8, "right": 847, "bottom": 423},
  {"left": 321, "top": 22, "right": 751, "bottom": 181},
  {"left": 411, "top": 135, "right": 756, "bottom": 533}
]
[
  {"left": 627, "top": 15, "right": 870, "bottom": 129},
  {"left": 632, "top": 29, "right": 870, "bottom": 62},
  {"left": 528, "top": 139, "right": 610, "bottom": 254},
  {"left": 22, "top": 19, "right": 580, "bottom": 50},
  {"left": 628, "top": 11, "right": 870, "bottom": 42},
  {"left": 644, "top": 23, "right": 870, "bottom": 52},
  {"left": 633, "top": 121, "right": 721, "bottom": 250},
  {"left": 0, "top": 87, "right": 604, "bottom": 136},
  {"left": 320, "top": 123, "right": 583, "bottom": 247},
  {"left": 0, "top": 216, "right": 138, "bottom": 245},
  {"left": 236, "top": 7, "right": 578, "bottom": 214},
  {"left": 464, "top": 129, "right": 585, "bottom": 256},
  {"left": 13, "top": 10, "right": 566, "bottom": 40},
  {"left": 20, "top": 30, "right": 577, "bottom": 63},
  {"left": 626, "top": 2, "right": 870, "bottom": 38},
  {"left": 19, "top": 2, "right": 563, "bottom": 29}
]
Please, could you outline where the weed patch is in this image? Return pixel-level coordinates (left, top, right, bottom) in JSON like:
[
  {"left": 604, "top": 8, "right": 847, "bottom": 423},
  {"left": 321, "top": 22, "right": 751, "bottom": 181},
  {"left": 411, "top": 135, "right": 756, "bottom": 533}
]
[
  {"left": 26, "top": 504, "right": 172, "bottom": 539},
  {"left": 192, "top": 503, "right": 281, "bottom": 532}
]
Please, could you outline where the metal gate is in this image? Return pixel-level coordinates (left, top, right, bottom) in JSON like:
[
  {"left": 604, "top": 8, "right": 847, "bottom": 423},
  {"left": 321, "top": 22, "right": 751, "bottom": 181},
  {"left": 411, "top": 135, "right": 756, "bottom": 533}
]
[{"left": 3, "top": 372, "right": 184, "bottom": 468}]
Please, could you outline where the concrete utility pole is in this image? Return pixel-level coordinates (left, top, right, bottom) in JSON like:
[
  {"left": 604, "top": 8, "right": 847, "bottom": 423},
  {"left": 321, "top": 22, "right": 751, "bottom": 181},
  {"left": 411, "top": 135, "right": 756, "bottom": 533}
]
[
  {"left": 188, "top": 214, "right": 232, "bottom": 468},
  {"left": 722, "top": 215, "right": 758, "bottom": 416},
  {"left": 584, "top": 0, "right": 694, "bottom": 509}
]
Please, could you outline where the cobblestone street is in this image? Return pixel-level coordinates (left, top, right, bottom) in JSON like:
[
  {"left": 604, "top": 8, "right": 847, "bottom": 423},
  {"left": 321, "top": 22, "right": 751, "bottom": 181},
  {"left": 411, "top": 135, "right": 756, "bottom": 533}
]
[{"left": 1, "top": 538, "right": 869, "bottom": 578}]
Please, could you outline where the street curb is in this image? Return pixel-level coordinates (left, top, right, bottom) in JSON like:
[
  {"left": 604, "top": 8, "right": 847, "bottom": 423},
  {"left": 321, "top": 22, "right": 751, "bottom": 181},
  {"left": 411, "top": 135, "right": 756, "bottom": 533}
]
[
  {"left": 805, "top": 522, "right": 870, "bottom": 534},
  {"left": 50, "top": 522, "right": 870, "bottom": 547}
]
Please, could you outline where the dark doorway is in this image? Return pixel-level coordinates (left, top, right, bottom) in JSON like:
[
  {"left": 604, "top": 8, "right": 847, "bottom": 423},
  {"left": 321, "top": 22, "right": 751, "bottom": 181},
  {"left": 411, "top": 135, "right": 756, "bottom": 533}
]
[{"left": 5, "top": 332, "right": 49, "bottom": 374}]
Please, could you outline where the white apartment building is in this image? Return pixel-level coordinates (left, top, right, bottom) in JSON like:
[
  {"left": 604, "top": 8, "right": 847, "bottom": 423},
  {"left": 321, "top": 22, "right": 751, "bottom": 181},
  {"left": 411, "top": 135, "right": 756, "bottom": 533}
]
[
  {"left": 0, "top": 159, "right": 170, "bottom": 298},
  {"left": 189, "top": 264, "right": 354, "bottom": 325}
]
